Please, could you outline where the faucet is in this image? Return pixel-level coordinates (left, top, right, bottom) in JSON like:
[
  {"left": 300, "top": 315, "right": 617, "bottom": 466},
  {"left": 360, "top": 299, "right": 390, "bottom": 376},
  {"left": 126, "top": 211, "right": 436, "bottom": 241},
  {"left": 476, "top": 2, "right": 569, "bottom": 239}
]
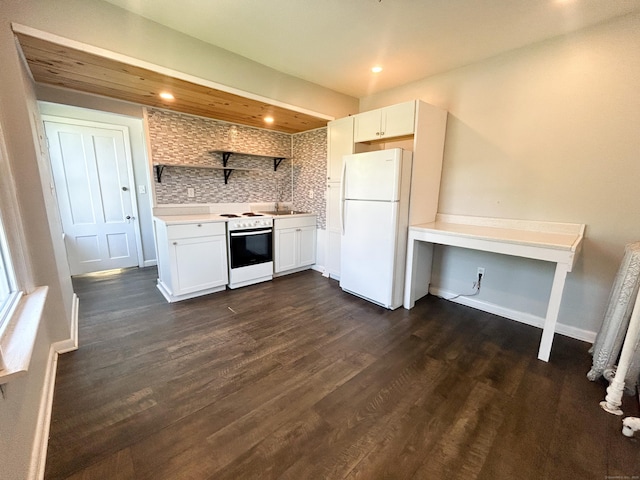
[
  {"left": 275, "top": 180, "right": 282, "bottom": 211},
  {"left": 275, "top": 201, "right": 289, "bottom": 213}
]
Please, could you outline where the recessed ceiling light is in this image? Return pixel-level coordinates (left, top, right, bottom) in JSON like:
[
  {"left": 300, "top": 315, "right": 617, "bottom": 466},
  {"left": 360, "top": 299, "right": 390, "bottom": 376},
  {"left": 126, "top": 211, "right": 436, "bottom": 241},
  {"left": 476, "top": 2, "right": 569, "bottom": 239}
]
[
  {"left": 264, "top": 116, "right": 274, "bottom": 124},
  {"left": 371, "top": 66, "right": 383, "bottom": 73},
  {"left": 159, "top": 92, "right": 175, "bottom": 100}
]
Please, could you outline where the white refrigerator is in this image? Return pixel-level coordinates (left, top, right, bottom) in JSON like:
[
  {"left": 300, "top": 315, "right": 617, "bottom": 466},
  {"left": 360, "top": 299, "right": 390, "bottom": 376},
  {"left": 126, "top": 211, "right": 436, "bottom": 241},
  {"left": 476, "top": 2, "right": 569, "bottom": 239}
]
[{"left": 339, "top": 148, "right": 413, "bottom": 309}]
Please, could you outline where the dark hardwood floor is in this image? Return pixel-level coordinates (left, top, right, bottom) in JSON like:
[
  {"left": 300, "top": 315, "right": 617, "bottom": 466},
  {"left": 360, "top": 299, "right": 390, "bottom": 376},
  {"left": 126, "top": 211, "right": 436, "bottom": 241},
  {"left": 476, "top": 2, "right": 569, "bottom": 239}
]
[{"left": 45, "top": 267, "right": 639, "bottom": 479}]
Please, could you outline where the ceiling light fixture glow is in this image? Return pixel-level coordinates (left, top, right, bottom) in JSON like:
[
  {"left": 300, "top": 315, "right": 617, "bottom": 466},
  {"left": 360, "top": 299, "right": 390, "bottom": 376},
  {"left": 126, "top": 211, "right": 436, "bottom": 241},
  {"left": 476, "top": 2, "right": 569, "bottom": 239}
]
[
  {"left": 159, "top": 92, "right": 175, "bottom": 100},
  {"left": 371, "top": 66, "right": 383, "bottom": 73}
]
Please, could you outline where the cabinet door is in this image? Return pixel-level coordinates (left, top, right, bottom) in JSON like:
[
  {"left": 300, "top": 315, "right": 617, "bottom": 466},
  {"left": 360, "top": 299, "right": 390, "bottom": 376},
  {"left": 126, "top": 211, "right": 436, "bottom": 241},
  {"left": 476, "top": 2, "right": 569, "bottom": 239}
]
[
  {"left": 353, "top": 109, "right": 382, "bottom": 143},
  {"left": 275, "top": 228, "right": 297, "bottom": 273},
  {"left": 327, "top": 117, "right": 354, "bottom": 182},
  {"left": 298, "top": 226, "right": 317, "bottom": 267},
  {"left": 381, "top": 101, "right": 415, "bottom": 138},
  {"left": 171, "top": 235, "right": 228, "bottom": 295},
  {"left": 325, "top": 183, "right": 342, "bottom": 278}
]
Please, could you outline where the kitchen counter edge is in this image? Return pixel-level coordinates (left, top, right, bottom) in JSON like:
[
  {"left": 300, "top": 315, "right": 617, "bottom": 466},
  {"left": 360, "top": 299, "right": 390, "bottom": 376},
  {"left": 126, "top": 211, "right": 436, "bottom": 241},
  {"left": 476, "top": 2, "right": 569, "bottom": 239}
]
[{"left": 153, "top": 214, "right": 228, "bottom": 225}]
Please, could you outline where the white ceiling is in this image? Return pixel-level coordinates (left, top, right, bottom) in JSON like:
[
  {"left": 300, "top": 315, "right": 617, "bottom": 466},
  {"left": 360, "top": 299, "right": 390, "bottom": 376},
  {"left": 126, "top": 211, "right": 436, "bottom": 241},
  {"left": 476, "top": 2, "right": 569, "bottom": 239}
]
[{"left": 102, "top": 0, "right": 640, "bottom": 98}]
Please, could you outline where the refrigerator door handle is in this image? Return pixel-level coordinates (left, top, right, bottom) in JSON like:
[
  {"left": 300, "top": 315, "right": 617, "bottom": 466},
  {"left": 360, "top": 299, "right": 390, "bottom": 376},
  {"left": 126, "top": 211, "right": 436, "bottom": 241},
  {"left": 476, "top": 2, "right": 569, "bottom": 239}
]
[{"left": 339, "top": 158, "right": 347, "bottom": 234}]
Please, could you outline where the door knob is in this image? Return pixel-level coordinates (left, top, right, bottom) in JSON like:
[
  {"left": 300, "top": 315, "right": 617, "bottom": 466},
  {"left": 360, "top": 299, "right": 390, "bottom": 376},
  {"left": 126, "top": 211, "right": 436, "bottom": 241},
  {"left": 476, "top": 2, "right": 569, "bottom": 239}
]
[
  {"left": 126, "top": 215, "right": 131, "bottom": 220},
  {"left": 122, "top": 186, "right": 128, "bottom": 191}
]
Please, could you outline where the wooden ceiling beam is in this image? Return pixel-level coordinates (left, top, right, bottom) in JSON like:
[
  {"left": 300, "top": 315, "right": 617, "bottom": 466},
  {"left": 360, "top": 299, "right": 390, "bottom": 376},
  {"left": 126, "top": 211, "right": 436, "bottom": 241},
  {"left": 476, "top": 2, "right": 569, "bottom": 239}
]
[{"left": 15, "top": 32, "right": 329, "bottom": 134}]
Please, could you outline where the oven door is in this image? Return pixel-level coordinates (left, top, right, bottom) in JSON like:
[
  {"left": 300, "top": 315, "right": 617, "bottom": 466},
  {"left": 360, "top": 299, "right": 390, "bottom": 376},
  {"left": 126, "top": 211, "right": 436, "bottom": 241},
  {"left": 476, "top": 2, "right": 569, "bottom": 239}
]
[{"left": 229, "top": 228, "right": 273, "bottom": 269}]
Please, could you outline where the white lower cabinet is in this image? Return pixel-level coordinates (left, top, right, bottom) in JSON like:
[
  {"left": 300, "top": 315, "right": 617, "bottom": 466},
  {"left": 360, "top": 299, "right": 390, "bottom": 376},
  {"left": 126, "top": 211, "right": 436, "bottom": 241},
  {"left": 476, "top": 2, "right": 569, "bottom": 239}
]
[
  {"left": 154, "top": 219, "right": 228, "bottom": 302},
  {"left": 274, "top": 215, "right": 316, "bottom": 275}
]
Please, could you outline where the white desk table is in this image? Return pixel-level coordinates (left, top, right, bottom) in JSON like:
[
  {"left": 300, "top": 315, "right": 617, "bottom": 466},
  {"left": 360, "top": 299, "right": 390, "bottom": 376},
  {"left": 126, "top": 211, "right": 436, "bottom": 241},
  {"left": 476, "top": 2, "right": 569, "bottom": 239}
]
[{"left": 403, "top": 214, "right": 585, "bottom": 362}]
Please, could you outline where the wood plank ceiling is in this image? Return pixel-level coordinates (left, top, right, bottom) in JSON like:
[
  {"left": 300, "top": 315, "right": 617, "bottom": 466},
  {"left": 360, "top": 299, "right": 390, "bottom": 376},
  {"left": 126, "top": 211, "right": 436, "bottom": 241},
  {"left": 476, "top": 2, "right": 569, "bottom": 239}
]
[{"left": 15, "top": 32, "right": 329, "bottom": 134}]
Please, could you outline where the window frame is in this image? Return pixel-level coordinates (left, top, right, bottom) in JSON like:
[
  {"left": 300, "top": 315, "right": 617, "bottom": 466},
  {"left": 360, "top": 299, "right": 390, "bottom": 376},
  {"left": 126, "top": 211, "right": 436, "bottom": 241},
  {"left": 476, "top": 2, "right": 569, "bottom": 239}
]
[
  {"left": 0, "top": 113, "right": 46, "bottom": 382},
  {"left": 0, "top": 210, "right": 20, "bottom": 333}
]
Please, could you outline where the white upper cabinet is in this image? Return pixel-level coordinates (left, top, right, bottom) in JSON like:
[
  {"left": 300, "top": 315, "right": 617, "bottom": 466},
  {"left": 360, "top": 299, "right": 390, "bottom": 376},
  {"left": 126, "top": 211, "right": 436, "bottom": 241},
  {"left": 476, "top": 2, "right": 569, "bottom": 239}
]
[
  {"left": 323, "top": 99, "right": 448, "bottom": 280},
  {"left": 327, "top": 116, "right": 354, "bottom": 183},
  {"left": 353, "top": 100, "right": 416, "bottom": 143}
]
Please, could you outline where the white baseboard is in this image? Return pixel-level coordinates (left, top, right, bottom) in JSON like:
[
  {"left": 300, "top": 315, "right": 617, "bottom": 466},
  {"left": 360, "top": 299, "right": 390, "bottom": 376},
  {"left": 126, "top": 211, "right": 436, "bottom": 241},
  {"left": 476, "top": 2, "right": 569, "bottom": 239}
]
[
  {"left": 143, "top": 259, "right": 158, "bottom": 268},
  {"left": 311, "top": 264, "right": 325, "bottom": 275},
  {"left": 54, "top": 293, "right": 79, "bottom": 354},
  {"left": 554, "top": 323, "right": 597, "bottom": 344},
  {"left": 28, "top": 345, "right": 59, "bottom": 480},
  {"left": 28, "top": 293, "right": 80, "bottom": 479},
  {"left": 429, "top": 286, "right": 596, "bottom": 344}
]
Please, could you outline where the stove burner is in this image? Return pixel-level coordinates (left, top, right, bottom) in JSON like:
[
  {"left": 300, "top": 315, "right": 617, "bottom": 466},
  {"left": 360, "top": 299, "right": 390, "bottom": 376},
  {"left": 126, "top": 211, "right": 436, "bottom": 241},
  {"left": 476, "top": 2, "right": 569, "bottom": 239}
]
[
  {"left": 242, "top": 212, "right": 263, "bottom": 217},
  {"left": 219, "top": 213, "right": 239, "bottom": 218}
]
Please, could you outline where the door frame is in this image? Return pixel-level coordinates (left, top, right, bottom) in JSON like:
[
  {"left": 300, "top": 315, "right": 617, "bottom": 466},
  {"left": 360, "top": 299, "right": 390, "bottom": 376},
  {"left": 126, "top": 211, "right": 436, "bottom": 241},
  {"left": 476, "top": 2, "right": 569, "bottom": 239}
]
[{"left": 41, "top": 115, "right": 145, "bottom": 272}]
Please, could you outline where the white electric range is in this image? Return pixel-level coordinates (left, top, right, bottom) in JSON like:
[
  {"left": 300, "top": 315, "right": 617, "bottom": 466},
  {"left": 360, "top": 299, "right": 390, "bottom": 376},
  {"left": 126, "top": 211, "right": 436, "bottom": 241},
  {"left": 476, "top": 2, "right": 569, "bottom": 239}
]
[{"left": 220, "top": 212, "right": 274, "bottom": 289}]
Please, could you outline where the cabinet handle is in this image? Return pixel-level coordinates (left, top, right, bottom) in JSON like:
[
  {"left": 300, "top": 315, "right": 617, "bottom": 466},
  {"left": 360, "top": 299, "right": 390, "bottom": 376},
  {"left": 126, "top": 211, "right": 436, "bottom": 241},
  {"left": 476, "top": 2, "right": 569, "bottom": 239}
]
[
  {"left": 376, "top": 132, "right": 380, "bottom": 136},
  {"left": 197, "top": 224, "right": 202, "bottom": 227},
  {"left": 296, "top": 228, "right": 301, "bottom": 231},
  {"left": 173, "top": 241, "right": 177, "bottom": 245},
  {"left": 380, "top": 131, "right": 385, "bottom": 136}
]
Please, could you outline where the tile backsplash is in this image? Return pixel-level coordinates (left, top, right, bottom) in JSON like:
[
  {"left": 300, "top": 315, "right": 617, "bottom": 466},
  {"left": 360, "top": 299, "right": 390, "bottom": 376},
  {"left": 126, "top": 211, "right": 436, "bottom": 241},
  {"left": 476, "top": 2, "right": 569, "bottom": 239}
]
[
  {"left": 147, "top": 107, "right": 328, "bottom": 227},
  {"left": 292, "top": 128, "right": 328, "bottom": 229},
  {"left": 147, "top": 108, "right": 293, "bottom": 205}
]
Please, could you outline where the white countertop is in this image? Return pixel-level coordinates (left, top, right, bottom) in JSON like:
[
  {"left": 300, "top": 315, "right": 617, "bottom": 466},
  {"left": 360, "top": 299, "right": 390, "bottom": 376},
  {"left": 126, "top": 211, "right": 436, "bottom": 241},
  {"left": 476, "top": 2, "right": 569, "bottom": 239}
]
[
  {"left": 154, "top": 213, "right": 228, "bottom": 225},
  {"left": 154, "top": 211, "right": 316, "bottom": 225},
  {"left": 410, "top": 213, "right": 584, "bottom": 252},
  {"left": 262, "top": 211, "right": 316, "bottom": 219},
  {"left": 410, "top": 221, "right": 580, "bottom": 252}
]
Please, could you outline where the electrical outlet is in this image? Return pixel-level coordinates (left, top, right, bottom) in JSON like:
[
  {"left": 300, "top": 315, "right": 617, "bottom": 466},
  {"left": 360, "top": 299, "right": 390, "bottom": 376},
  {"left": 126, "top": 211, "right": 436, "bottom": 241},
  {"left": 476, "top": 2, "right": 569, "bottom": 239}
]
[
  {"left": 475, "top": 267, "right": 485, "bottom": 291},
  {"left": 187, "top": 187, "right": 195, "bottom": 198}
]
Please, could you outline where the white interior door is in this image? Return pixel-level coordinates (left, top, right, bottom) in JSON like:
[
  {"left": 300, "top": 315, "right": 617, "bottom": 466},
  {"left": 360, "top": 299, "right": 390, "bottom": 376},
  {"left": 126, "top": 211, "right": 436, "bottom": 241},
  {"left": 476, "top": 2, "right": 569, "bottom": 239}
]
[{"left": 45, "top": 120, "right": 140, "bottom": 275}]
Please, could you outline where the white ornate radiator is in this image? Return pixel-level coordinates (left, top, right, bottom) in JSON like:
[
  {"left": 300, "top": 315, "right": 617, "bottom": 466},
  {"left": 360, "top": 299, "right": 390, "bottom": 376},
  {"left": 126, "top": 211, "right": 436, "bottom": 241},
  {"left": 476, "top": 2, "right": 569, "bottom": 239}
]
[
  {"left": 588, "top": 242, "right": 640, "bottom": 395},
  {"left": 589, "top": 242, "right": 640, "bottom": 434}
]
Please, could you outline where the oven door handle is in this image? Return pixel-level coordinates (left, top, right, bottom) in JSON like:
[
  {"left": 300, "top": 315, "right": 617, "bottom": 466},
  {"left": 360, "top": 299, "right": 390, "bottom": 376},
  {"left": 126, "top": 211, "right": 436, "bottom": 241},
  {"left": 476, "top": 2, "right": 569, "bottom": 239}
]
[{"left": 230, "top": 229, "right": 272, "bottom": 237}]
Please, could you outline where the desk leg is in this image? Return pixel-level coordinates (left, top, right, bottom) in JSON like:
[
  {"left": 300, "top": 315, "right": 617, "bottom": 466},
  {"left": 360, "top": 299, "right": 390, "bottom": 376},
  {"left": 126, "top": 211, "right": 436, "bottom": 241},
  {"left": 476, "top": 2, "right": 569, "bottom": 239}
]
[
  {"left": 404, "top": 237, "right": 417, "bottom": 309},
  {"left": 538, "top": 263, "right": 569, "bottom": 362},
  {"left": 404, "top": 238, "right": 433, "bottom": 310}
]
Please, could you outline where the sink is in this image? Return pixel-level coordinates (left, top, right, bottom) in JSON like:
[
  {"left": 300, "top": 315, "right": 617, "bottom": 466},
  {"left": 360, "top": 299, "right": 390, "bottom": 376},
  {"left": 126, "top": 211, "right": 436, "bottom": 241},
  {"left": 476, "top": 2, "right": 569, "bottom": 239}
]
[{"left": 260, "top": 210, "right": 309, "bottom": 216}]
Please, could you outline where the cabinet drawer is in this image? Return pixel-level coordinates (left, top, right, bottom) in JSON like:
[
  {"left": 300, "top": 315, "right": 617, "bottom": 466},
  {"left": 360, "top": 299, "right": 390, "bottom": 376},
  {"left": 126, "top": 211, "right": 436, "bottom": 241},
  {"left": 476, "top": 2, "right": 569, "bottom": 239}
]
[
  {"left": 167, "top": 221, "right": 226, "bottom": 239},
  {"left": 274, "top": 216, "right": 316, "bottom": 230}
]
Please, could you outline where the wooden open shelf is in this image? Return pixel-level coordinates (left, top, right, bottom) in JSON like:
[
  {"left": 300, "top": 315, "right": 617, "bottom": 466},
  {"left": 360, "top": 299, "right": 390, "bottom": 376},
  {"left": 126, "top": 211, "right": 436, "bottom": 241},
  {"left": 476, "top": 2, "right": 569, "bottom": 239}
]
[{"left": 154, "top": 150, "right": 290, "bottom": 184}]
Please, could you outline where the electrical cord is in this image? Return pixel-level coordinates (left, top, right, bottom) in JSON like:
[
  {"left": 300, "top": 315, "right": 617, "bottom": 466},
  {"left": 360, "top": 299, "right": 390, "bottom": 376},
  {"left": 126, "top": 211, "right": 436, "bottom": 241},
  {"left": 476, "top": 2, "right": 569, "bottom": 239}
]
[{"left": 438, "top": 273, "right": 483, "bottom": 301}]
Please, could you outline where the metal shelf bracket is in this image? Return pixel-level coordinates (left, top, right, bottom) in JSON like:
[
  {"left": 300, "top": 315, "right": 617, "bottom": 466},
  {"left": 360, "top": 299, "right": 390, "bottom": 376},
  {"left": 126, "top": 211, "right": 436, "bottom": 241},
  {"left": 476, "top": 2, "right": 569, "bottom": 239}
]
[{"left": 155, "top": 165, "right": 166, "bottom": 183}]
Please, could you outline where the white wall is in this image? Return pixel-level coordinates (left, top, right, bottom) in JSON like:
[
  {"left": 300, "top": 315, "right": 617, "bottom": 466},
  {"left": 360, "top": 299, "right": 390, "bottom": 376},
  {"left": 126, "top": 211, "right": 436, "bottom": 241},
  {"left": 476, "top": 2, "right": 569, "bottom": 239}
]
[
  {"left": 0, "top": 7, "right": 74, "bottom": 480},
  {"left": 361, "top": 13, "right": 640, "bottom": 336}
]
